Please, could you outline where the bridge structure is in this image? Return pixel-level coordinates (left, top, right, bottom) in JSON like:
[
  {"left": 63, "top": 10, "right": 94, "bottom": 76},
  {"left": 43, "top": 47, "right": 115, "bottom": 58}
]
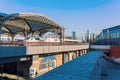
[
  {"left": 90, "top": 45, "right": 110, "bottom": 53},
  {"left": 34, "top": 51, "right": 103, "bottom": 80},
  {"left": 0, "top": 13, "right": 89, "bottom": 79}
]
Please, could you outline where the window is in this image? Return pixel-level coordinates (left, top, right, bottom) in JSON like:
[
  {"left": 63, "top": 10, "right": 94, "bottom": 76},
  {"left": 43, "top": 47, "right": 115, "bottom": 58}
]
[
  {"left": 40, "top": 55, "right": 56, "bottom": 69},
  {"left": 117, "top": 32, "right": 119, "bottom": 38},
  {"left": 119, "top": 32, "right": 120, "bottom": 38},
  {"left": 40, "top": 62, "right": 55, "bottom": 69},
  {"left": 115, "top": 32, "right": 117, "bottom": 38},
  {"left": 113, "top": 33, "right": 115, "bottom": 38},
  {"left": 111, "top": 33, "right": 113, "bottom": 38},
  {"left": 110, "top": 33, "right": 112, "bottom": 38},
  {"left": 40, "top": 63, "right": 47, "bottom": 69}
]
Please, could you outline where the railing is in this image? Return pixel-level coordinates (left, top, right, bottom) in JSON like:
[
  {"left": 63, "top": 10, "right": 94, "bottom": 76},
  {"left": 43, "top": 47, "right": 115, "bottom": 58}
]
[
  {"left": 0, "top": 42, "right": 89, "bottom": 57},
  {"left": 0, "top": 41, "right": 88, "bottom": 46}
]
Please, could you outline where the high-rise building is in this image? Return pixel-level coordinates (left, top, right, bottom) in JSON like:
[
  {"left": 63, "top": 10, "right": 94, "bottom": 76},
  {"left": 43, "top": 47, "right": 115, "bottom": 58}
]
[
  {"left": 86, "top": 29, "right": 89, "bottom": 43},
  {"left": 72, "top": 31, "right": 76, "bottom": 39}
]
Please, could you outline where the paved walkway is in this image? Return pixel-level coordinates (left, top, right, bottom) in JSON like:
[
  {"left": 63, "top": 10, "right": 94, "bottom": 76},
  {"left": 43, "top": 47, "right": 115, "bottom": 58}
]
[{"left": 101, "top": 57, "right": 120, "bottom": 80}]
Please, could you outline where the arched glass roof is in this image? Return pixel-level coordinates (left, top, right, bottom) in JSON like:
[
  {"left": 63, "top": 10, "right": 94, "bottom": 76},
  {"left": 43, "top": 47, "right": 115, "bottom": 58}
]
[{"left": 0, "top": 13, "right": 63, "bottom": 35}]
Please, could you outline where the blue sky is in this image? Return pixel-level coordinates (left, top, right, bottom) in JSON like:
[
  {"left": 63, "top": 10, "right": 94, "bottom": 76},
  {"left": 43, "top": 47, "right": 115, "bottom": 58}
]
[{"left": 0, "top": 0, "right": 120, "bottom": 37}]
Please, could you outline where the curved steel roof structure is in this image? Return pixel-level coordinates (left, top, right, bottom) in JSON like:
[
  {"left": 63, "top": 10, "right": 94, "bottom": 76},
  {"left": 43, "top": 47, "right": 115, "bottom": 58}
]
[
  {"left": 0, "top": 12, "right": 8, "bottom": 18},
  {"left": 0, "top": 13, "right": 64, "bottom": 35},
  {"left": 0, "top": 13, "right": 9, "bottom": 33}
]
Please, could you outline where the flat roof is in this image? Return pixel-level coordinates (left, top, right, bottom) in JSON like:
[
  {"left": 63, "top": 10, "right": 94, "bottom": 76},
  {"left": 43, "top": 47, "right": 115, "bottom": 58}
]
[{"left": 34, "top": 51, "right": 102, "bottom": 80}]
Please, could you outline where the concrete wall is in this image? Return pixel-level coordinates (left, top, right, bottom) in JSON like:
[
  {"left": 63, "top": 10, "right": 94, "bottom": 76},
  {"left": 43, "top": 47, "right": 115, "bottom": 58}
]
[
  {"left": 26, "top": 45, "right": 89, "bottom": 55},
  {"left": 29, "top": 49, "right": 89, "bottom": 78},
  {"left": 0, "top": 44, "right": 89, "bottom": 58},
  {"left": 68, "top": 52, "right": 73, "bottom": 61},
  {"left": 54, "top": 53, "right": 63, "bottom": 67}
]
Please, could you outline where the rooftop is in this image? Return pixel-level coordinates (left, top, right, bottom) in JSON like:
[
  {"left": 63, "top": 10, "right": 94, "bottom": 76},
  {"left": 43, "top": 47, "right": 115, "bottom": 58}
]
[{"left": 34, "top": 51, "right": 102, "bottom": 80}]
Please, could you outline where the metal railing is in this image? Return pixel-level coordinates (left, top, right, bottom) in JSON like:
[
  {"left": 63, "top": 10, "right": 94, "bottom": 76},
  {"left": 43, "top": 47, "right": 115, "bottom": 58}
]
[{"left": 0, "top": 41, "right": 88, "bottom": 46}]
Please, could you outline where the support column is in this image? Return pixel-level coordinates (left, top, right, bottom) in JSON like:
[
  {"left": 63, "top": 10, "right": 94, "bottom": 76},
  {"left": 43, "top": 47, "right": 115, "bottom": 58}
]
[
  {"left": 62, "top": 28, "right": 65, "bottom": 43},
  {"left": 83, "top": 50, "right": 85, "bottom": 55},
  {"left": 54, "top": 53, "right": 63, "bottom": 67},
  {"left": 59, "top": 28, "right": 65, "bottom": 45},
  {"left": 82, "top": 50, "right": 84, "bottom": 55},
  {"left": 85, "top": 49, "right": 87, "bottom": 54},
  {"left": 11, "top": 34, "right": 16, "bottom": 43},
  {"left": 68, "top": 52, "right": 73, "bottom": 61},
  {"left": 81, "top": 50, "right": 84, "bottom": 55},
  {"left": 29, "top": 55, "right": 42, "bottom": 78},
  {"left": 63, "top": 52, "right": 69, "bottom": 64},
  {"left": 23, "top": 31, "right": 28, "bottom": 45},
  {"left": 17, "top": 61, "right": 20, "bottom": 80},
  {"left": 76, "top": 51, "right": 79, "bottom": 57}
]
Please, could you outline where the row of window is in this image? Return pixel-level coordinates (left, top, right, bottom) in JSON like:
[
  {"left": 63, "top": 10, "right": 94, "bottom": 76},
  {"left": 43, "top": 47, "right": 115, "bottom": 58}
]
[
  {"left": 111, "top": 32, "right": 120, "bottom": 38},
  {"left": 98, "top": 32, "right": 120, "bottom": 40},
  {"left": 40, "top": 61, "right": 55, "bottom": 69}
]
